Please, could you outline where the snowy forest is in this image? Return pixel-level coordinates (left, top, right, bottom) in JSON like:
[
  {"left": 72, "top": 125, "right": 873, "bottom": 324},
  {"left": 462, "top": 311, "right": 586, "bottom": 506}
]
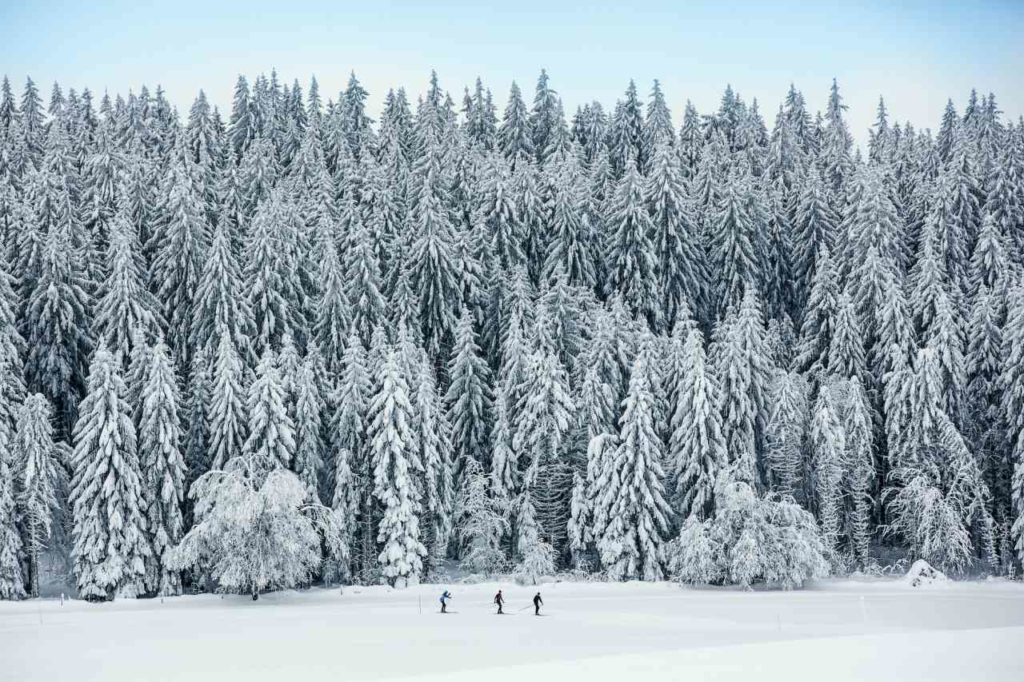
[{"left": 0, "top": 68, "right": 1022, "bottom": 602}]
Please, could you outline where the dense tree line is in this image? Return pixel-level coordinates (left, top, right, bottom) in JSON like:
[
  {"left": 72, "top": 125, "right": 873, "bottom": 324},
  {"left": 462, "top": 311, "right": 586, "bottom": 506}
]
[{"left": 0, "top": 69, "right": 1022, "bottom": 599}]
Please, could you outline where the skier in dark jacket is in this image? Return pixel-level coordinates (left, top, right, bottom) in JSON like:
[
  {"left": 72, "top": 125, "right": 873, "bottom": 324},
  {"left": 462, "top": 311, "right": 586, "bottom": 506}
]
[
  {"left": 440, "top": 590, "right": 452, "bottom": 613},
  {"left": 494, "top": 589, "right": 505, "bottom": 614},
  {"left": 533, "top": 592, "right": 543, "bottom": 615}
]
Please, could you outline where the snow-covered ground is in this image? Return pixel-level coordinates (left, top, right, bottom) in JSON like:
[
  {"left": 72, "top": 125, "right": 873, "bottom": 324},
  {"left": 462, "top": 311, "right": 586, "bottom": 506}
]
[{"left": 2, "top": 579, "right": 1023, "bottom": 681}]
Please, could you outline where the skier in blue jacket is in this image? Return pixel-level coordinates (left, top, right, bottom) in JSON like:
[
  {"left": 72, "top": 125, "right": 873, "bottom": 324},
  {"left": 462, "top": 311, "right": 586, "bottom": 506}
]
[{"left": 440, "top": 590, "right": 452, "bottom": 613}]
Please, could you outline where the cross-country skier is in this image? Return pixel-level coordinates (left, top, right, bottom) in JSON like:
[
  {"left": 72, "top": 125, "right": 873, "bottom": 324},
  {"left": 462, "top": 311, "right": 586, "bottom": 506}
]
[
  {"left": 494, "top": 589, "right": 505, "bottom": 614},
  {"left": 440, "top": 590, "right": 452, "bottom": 613},
  {"left": 533, "top": 592, "right": 543, "bottom": 615}
]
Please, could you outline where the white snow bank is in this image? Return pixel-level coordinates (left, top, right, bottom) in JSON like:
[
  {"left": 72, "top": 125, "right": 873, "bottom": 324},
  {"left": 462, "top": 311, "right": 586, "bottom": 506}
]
[
  {"left": 2, "top": 579, "right": 1022, "bottom": 681},
  {"left": 903, "top": 559, "right": 949, "bottom": 587},
  {"left": 395, "top": 626, "right": 1024, "bottom": 682}
]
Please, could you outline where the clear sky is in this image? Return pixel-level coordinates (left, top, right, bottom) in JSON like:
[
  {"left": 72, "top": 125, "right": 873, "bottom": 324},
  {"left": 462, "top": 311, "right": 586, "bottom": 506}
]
[{"left": 2, "top": 0, "right": 1022, "bottom": 145}]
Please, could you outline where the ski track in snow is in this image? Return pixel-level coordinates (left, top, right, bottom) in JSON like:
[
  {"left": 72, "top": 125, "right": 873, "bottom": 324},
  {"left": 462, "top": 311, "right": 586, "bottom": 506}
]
[{"left": 1, "top": 579, "right": 1023, "bottom": 681}]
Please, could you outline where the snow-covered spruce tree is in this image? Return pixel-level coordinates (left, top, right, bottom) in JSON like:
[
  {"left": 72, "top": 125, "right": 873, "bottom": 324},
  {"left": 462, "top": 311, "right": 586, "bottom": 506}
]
[
  {"left": 183, "top": 348, "right": 213, "bottom": 494},
  {"left": 151, "top": 143, "right": 209, "bottom": 369},
  {"left": 668, "top": 328, "right": 726, "bottom": 522},
  {"left": 709, "top": 171, "right": 762, "bottom": 317},
  {"left": 332, "top": 331, "right": 373, "bottom": 578},
  {"left": 513, "top": 347, "right": 576, "bottom": 555},
  {"left": 14, "top": 394, "right": 66, "bottom": 598},
  {"left": 171, "top": 460, "right": 342, "bottom": 600},
  {"left": 312, "top": 233, "right": 350, "bottom": 375},
  {"left": 837, "top": 377, "right": 875, "bottom": 567},
  {"left": 645, "top": 142, "right": 707, "bottom": 331},
  {"left": 93, "top": 213, "right": 164, "bottom": 360},
  {"left": 810, "top": 387, "right": 846, "bottom": 556},
  {"left": 244, "top": 192, "right": 306, "bottom": 355},
  {"left": 344, "top": 207, "right": 387, "bottom": 347},
  {"left": 191, "top": 217, "right": 253, "bottom": 363},
  {"left": 208, "top": 331, "right": 248, "bottom": 471},
  {"left": 292, "top": 353, "right": 325, "bottom": 500},
  {"left": 828, "top": 288, "right": 869, "bottom": 385},
  {"left": 794, "top": 245, "right": 840, "bottom": 376},
  {"left": 412, "top": 352, "right": 453, "bottom": 568},
  {"left": 70, "top": 347, "right": 150, "bottom": 601},
  {"left": 23, "top": 226, "right": 92, "bottom": 440},
  {"left": 498, "top": 82, "right": 534, "bottom": 168},
  {"left": 138, "top": 340, "right": 186, "bottom": 596},
  {"left": 792, "top": 170, "right": 837, "bottom": 310},
  {"left": 593, "top": 338, "right": 672, "bottom": 580},
  {"left": 445, "top": 306, "right": 491, "bottom": 469},
  {"left": 0, "top": 373, "right": 26, "bottom": 600},
  {"left": 409, "top": 170, "right": 461, "bottom": 356},
  {"left": 1001, "top": 281, "right": 1024, "bottom": 571},
  {"left": 714, "top": 287, "right": 771, "bottom": 489},
  {"left": 0, "top": 441, "right": 25, "bottom": 599},
  {"left": 543, "top": 165, "right": 596, "bottom": 289},
  {"left": 367, "top": 348, "right": 426, "bottom": 586},
  {"left": 489, "top": 385, "right": 517, "bottom": 509},
  {"left": 764, "top": 370, "right": 809, "bottom": 497},
  {"left": 887, "top": 346, "right": 993, "bottom": 574},
  {"left": 605, "top": 161, "right": 659, "bottom": 326},
  {"left": 243, "top": 349, "right": 295, "bottom": 478}
]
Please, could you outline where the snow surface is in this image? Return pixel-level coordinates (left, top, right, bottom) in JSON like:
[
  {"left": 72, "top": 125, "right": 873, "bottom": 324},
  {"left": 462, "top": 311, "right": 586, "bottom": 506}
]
[{"left": 1, "top": 579, "right": 1023, "bottom": 681}]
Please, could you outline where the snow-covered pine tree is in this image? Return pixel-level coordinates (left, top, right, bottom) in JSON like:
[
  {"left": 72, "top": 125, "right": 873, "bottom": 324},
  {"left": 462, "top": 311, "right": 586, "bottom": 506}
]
[
  {"left": 0, "top": 358, "right": 27, "bottom": 599},
  {"left": 714, "top": 287, "right": 771, "bottom": 489},
  {"left": 292, "top": 353, "right": 325, "bottom": 500},
  {"left": 93, "top": 212, "right": 163, "bottom": 360},
  {"left": 409, "top": 172, "right": 460, "bottom": 356},
  {"left": 445, "top": 306, "right": 492, "bottom": 469},
  {"left": 412, "top": 351, "right": 453, "bottom": 568},
  {"left": 795, "top": 245, "right": 840, "bottom": 376},
  {"left": 344, "top": 205, "right": 387, "bottom": 347},
  {"left": 23, "top": 226, "right": 92, "bottom": 440},
  {"left": 138, "top": 340, "right": 185, "bottom": 596},
  {"left": 191, "top": 217, "right": 253, "bottom": 362},
  {"left": 605, "top": 161, "right": 659, "bottom": 326},
  {"left": 0, "top": 434, "right": 25, "bottom": 599},
  {"left": 208, "top": 330, "right": 248, "bottom": 470},
  {"left": 668, "top": 329, "right": 726, "bottom": 522},
  {"left": 594, "top": 338, "right": 671, "bottom": 580},
  {"left": 313, "top": 232, "right": 351, "bottom": 375},
  {"left": 14, "top": 394, "right": 66, "bottom": 598},
  {"left": 1001, "top": 281, "right": 1024, "bottom": 571},
  {"left": 709, "top": 172, "right": 762, "bottom": 316},
  {"left": 498, "top": 82, "right": 534, "bottom": 168},
  {"left": 70, "top": 347, "right": 150, "bottom": 600},
  {"left": 645, "top": 142, "right": 707, "bottom": 330},
  {"left": 367, "top": 348, "right": 426, "bottom": 586},
  {"left": 151, "top": 143, "right": 209, "bottom": 369},
  {"left": 810, "top": 387, "right": 846, "bottom": 556},
  {"left": 513, "top": 347, "right": 575, "bottom": 555},
  {"left": 244, "top": 192, "right": 306, "bottom": 355},
  {"left": 243, "top": 349, "right": 295, "bottom": 478},
  {"left": 764, "top": 370, "right": 809, "bottom": 497},
  {"left": 838, "top": 377, "right": 875, "bottom": 566}
]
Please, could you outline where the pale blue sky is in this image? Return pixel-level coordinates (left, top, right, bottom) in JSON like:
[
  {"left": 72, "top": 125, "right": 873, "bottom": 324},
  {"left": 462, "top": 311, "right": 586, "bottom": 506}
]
[{"left": 2, "top": 1, "right": 1022, "bottom": 144}]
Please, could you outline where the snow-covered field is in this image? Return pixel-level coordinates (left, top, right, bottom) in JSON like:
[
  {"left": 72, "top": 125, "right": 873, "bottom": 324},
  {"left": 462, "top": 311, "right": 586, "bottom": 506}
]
[{"left": 2, "top": 579, "right": 1023, "bottom": 682}]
